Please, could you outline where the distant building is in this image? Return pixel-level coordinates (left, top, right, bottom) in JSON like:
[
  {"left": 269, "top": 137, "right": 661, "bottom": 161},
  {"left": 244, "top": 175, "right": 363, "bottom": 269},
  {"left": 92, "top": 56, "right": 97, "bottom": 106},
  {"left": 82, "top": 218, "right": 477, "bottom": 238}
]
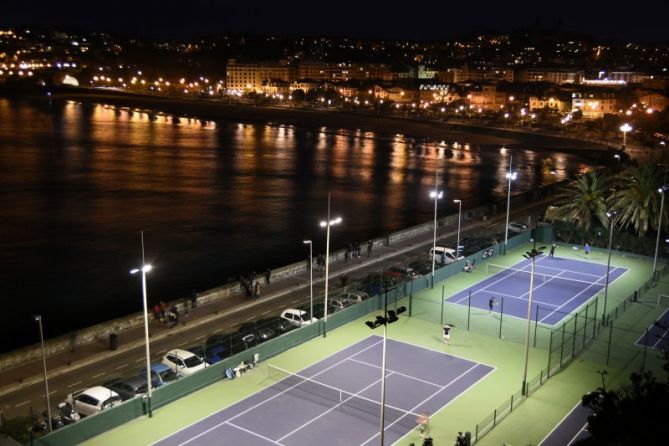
[
  {"left": 226, "top": 59, "right": 295, "bottom": 93},
  {"left": 571, "top": 90, "right": 619, "bottom": 118},
  {"left": 436, "top": 68, "right": 465, "bottom": 84},
  {"left": 517, "top": 69, "right": 583, "bottom": 84},
  {"left": 418, "top": 84, "right": 463, "bottom": 104},
  {"left": 638, "top": 91, "right": 669, "bottom": 112},
  {"left": 467, "top": 84, "right": 507, "bottom": 111},
  {"left": 528, "top": 94, "right": 571, "bottom": 113},
  {"left": 462, "top": 65, "right": 514, "bottom": 83}
]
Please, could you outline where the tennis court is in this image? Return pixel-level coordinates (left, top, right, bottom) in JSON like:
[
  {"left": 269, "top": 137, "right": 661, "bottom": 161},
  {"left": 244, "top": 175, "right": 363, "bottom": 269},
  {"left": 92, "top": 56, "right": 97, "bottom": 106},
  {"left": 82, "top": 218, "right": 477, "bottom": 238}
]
[
  {"left": 152, "top": 335, "right": 494, "bottom": 446},
  {"left": 447, "top": 255, "right": 628, "bottom": 327},
  {"left": 635, "top": 307, "right": 669, "bottom": 351},
  {"left": 538, "top": 402, "right": 591, "bottom": 446}
]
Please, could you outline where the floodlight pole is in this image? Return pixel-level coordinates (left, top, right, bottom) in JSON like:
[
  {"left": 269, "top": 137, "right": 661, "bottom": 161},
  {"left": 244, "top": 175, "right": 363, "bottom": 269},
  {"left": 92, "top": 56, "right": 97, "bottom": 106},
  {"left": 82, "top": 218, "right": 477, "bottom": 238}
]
[
  {"left": 653, "top": 187, "right": 667, "bottom": 277},
  {"left": 379, "top": 287, "right": 388, "bottom": 446},
  {"left": 304, "top": 240, "right": 313, "bottom": 328},
  {"left": 321, "top": 193, "right": 341, "bottom": 338},
  {"left": 522, "top": 233, "right": 543, "bottom": 396},
  {"left": 602, "top": 210, "right": 619, "bottom": 326},
  {"left": 34, "top": 315, "right": 52, "bottom": 432}
]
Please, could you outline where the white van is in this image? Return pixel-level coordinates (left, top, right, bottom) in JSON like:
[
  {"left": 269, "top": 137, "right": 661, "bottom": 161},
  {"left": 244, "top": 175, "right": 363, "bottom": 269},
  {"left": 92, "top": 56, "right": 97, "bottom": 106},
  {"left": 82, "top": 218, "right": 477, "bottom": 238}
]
[{"left": 429, "top": 246, "right": 463, "bottom": 265}]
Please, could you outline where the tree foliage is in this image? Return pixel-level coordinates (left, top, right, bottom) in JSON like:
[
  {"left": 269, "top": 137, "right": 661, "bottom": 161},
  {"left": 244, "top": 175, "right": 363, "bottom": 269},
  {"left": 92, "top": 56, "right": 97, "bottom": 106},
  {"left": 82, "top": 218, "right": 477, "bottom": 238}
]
[{"left": 553, "top": 171, "right": 610, "bottom": 231}]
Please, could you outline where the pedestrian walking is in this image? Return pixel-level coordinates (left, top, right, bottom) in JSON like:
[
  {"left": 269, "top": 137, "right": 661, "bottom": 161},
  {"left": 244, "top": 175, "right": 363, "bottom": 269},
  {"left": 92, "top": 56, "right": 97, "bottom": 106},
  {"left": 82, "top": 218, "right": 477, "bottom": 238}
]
[
  {"left": 489, "top": 297, "right": 495, "bottom": 314},
  {"left": 159, "top": 301, "right": 167, "bottom": 321},
  {"left": 190, "top": 290, "right": 198, "bottom": 309},
  {"left": 584, "top": 243, "right": 591, "bottom": 258},
  {"left": 442, "top": 324, "right": 452, "bottom": 344},
  {"left": 265, "top": 268, "right": 271, "bottom": 284},
  {"left": 367, "top": 240, "right": 373, "bottom": 257},
  {"left": 254, "top": 281, "right": 262, "bottom": 299},
  {"left": 153, "top": 303, "right": 162, "bottom": 322},
  {"left": 549, "top": 243, "right": 556, "bottom": 259}
]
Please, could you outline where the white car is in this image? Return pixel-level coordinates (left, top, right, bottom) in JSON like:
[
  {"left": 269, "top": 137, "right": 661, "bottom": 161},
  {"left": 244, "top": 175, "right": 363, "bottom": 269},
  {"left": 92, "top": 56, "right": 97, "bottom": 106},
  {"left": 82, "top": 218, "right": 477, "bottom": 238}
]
[
  {"left": 65, "top": 386, "right": 122, "bottom": 417},
  {"left": 429, "top": 246, "right": 464, "bottom": 265},
  {"left": 162, "top": 349, "right": 208, "bottom": 377},
  {"left": 280, "top": 308, "right": 318, "bottom": 327},
  {"left": 508, "top": 222, "right": 529, "bottom": 233}
]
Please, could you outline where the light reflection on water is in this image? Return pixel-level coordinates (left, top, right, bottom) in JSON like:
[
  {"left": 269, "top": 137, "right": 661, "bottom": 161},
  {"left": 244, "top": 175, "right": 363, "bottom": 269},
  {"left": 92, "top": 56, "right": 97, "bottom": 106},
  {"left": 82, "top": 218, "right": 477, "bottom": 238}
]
[{"left": 0, "top": 99, "right": 588, "bottom": 351}]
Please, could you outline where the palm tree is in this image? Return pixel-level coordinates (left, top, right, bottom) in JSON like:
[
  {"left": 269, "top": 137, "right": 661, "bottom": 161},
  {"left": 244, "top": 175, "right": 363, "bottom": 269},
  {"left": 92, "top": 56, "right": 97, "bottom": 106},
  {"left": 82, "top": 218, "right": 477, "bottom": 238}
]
[
  {"left": 609, "top": 165, "right": 665, "bottom": 237},
  {"left": 552, "top": 171, "right": 610, "bottom": 231}
]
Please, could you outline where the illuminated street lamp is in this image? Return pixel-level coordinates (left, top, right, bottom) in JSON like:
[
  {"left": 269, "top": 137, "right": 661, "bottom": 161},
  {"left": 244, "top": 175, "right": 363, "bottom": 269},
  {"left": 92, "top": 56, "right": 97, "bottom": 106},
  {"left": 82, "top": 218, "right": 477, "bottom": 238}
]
[
  {"left": 503, "top": 112, "right": 509, "bottom": 129},
  {"left": 303, "top": 240, "right": 313, "bottom": 327},
  {"left": 320, "top": 193, "right": 342, "bottom": 337},
  {"left": 430, "top": 170, "right": 444, "bottom": 286},
  {"left": 130, "top": 231, "right": 153, "bottom": 417},
  {"left": 620, "top": 123, "right": 632, "bottom": 147},
  {"left": 613, "top": 153, "right": 621, "bottom": 167},
  {"left": 34, "top": 315, "right": 52, "bottom": 432},
  {"left": 504, "top": 156, "right": 518, "bottom": 252},
  {"left": 653, "top": 186, "right": 668, "bottom": 277},
  {"left": 454, "top": 199, "right": 462, "bottom": 260},
  {"left": 602, "top": 209, "right": 620, "bottom": 326}
]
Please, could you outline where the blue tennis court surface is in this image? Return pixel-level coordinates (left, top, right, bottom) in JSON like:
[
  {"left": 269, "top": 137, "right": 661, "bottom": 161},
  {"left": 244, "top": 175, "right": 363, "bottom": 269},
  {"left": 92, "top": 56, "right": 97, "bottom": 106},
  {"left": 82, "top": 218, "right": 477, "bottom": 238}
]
[
  {"left": 635, "top": 307, "right": 669, "bottom": 351},
  {"left": 447, "top": 255, "right": 628, "bottom": 326},
  {"left": 153, "top": 336, "right": 494, "bottom": 446},
  {"left": 538, "top": 402, "right": 591, "bottom": 446}
]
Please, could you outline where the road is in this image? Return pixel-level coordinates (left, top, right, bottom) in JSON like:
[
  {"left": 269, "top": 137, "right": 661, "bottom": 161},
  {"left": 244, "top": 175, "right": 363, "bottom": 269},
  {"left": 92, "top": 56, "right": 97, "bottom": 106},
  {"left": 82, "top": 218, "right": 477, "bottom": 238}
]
[{"left": 0, "top": 200, "right": 547, "bottom": 420}]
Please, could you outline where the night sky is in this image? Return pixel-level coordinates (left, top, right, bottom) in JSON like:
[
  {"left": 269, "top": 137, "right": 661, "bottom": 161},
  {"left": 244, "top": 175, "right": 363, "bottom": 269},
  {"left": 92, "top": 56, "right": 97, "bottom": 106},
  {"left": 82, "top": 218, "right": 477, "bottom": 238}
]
[{"left": 2, "top": 1, "right": 668, "bottom": 41}]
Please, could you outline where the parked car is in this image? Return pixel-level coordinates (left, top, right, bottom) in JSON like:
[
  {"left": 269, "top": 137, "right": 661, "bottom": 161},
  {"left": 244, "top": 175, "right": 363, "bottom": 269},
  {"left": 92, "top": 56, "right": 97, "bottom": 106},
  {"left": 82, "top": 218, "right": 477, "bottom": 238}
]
[
  {"left": 338, "top": 290, "right": 370, "bottom": 302},
  {"left": 328, "top": 297, "right": 357, "bottom": 312},
  {"left": 387, "top": 265, "right": 421, "bottom": 280},
  {"left": 280, "top": 308, "right": 318, "bottom": 327},
  {"left": 256, "top": 316, "right": 297, "bottom": 335},
  {"left": 459, "top": 236, "right": 497, "bottom": 258},
  {"left": 298, "top": 302, "right": 326, "bottom": 319},
  {"left": 238, "top": 322, "right": 277, "bottom": 344},
  {"left": 103, "top": 376, "right": 149, "bottom": 401},
  {"left": 356, "top": 272, "right": 401, "bottom": 296},
  {"left": 64, "top": 386, "right": 122, "bottom": 417},
  {"left": 186, "top": 344, "right": 228, "bottom": 365},
  {"left": 429, "top": 246, "right": 464, "bottom": 265},
  {"left": 408, "top": 260, "right": 433, "bottom": 276},
  {"left": 508, "top": 222, "right": 529, "bottom": 233},
  {"left": 139, "top": 363, "right": 179, "bottom": 388},
  {"left": 162, "top": 349, "right": 207, "bottom": 377}
]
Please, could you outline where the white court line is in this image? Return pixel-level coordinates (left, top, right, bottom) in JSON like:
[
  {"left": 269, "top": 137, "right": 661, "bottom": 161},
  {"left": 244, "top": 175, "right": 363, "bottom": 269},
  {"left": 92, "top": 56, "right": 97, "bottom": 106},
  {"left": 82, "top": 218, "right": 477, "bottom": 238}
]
[
  {"left": 567, "top": 424, "right": 590, "bottom": 445},
  {"left": 453, "top": 256, "right": 548, "bottom": 304},
  {"left": 67, "top": 381, "right": 83, "bottom": 388},
  {"left": 277, "top": 372, "right": 388, "bottom": 442},
  {"left": 486, "top": 291, "right": 560, "bottom": 309},
  {"left": 92, "top": 372, "right": 106, "bottom": 378},
  {"left": 534, "top": 261, "right": 602, "bottom": 279},
  {"left": 115, "top": 364, "right": 128, "bottom": 370},
  {"left": 537, "top": 400, "right": 583, "bottom": 446},
  {"left": 538, "top": 268, "right": 614, "bottom": 324},
  {"left": 348, "top": 357, "right": 442, "bottom": 388},
  {"left": 172, "top": 338, "right": 384, "bottom": 446},
  {"left": 360, "top": 362, "right": 482, "bottom": 446},
  {"left": 224, "top": 421, "right": 282, "bottom": 445}
]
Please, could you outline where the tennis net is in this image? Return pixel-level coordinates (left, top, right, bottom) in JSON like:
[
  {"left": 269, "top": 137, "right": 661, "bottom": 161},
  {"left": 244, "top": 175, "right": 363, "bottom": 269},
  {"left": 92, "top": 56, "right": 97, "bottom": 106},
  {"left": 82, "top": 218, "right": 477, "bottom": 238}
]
[
  {"left": 266, "top": 364, "right": 429, "bottom": 433},
  {"left": 486, "top": 263, "right": 606, "bottom": 290}
]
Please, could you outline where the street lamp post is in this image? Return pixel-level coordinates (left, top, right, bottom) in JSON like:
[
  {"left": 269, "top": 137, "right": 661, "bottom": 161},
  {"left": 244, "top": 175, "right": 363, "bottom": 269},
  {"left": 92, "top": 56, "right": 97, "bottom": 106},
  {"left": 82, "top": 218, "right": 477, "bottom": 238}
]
[
  {"left": 521, "top": 242, "right": 546, "bottom": 396},
  {"left": 303, "top": 240, "right": 313, "bottom": 326},
  {"left": 320, "top": 193, "right": 342, "bottom": 338},
  {"left": 34, "top": 315, "right": 52, "bottom": 432},
  {"left": 620, "top": 123, "right": 632, "bottom": 147},
  {"left": 613, "top": 154, "right": 621, "bottom": 167},
  {"left": 504, "top": 155, "right": 518, "bottom": 253},
  {"left": 504, "top": 112, "right": 509, "bottom": 129},
  {"left": 430, "top": 170, "right": 443, "bottom": 286},
  {"left": 365, "top": 293, "right": 406, "bottom": 446},
  {"left": 454, "top": 199, "right": 462, "bottom": 259},
  {"left": 602, "top": 209, "right": 620, "bottom": 326},
  {"left": 653, "top": 187, "right": 668, "bottom": 277},
  {"left": 130, "top": 231, "right": 153, "bottom": 417}
]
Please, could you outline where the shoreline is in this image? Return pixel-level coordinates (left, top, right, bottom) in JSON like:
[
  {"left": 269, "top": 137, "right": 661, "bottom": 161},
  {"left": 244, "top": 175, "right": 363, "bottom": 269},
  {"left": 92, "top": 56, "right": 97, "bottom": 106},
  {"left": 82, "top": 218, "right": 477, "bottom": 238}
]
[{"left": 12, "top": 88, "right": 616, "bottom": 160}]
